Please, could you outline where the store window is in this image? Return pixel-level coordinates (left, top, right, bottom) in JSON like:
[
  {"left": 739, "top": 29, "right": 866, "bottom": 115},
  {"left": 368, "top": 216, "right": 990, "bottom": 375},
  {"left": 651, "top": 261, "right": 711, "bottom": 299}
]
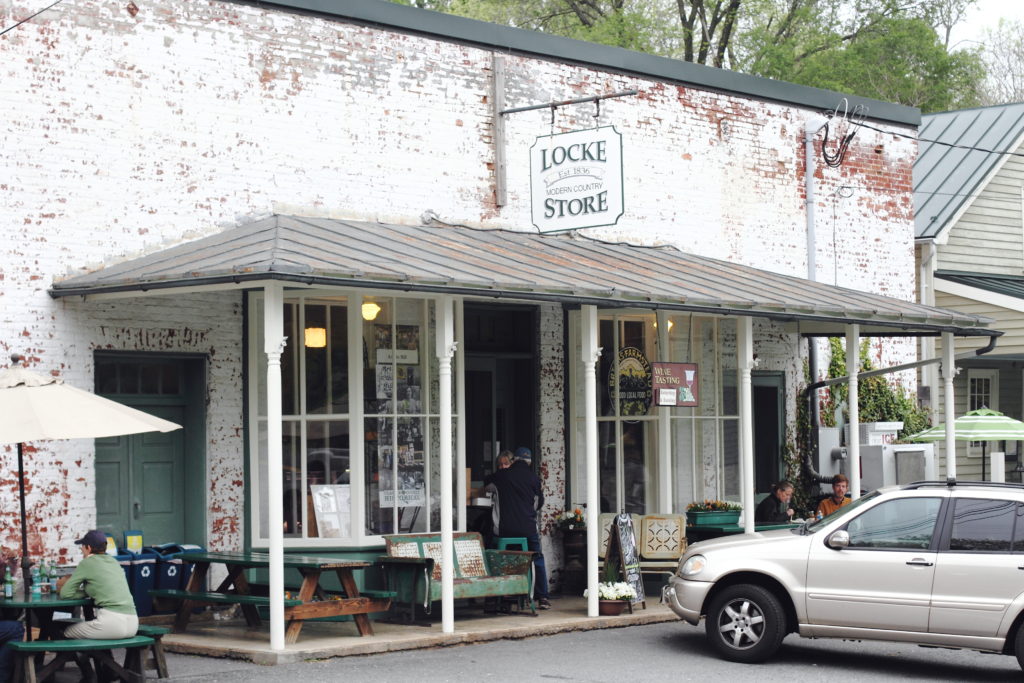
[
  {"left": 363, "top": 297, "right": 440, "bottom": 536},
  {"left": 569, "top": 312, "right": 738, "bottom": 515}
]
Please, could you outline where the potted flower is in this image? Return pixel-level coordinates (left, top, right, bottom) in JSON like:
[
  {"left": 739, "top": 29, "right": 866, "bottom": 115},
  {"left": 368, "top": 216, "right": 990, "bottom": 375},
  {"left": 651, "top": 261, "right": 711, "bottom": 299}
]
[
  {"left": 557, "top": 507, "right": 586, "bottom": 532},
  {"left": 686, "top": 499, "right": 742, "bottom": 526},
  {"left": 584, "top": 581, "right": 636, "bottom": 615}
]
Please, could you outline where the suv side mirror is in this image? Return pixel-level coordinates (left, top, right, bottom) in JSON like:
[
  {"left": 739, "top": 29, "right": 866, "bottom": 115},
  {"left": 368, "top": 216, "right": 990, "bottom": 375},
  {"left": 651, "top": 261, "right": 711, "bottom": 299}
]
[{"left": 827, "top": 530, "right": 850, "bottom": 550}]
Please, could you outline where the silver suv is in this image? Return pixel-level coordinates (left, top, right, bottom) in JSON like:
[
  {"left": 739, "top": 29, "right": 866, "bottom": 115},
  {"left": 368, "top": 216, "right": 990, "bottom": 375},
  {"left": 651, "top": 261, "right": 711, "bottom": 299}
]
[{"left": 662, "top": 481, "right": 1024, "bottom": 670}]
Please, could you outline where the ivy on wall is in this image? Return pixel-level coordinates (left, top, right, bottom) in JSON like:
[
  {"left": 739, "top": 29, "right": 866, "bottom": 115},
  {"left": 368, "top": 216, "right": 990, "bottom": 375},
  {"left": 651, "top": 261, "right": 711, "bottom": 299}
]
[{"left": 820, "top": 338, "right": 929, "bottom": 439}]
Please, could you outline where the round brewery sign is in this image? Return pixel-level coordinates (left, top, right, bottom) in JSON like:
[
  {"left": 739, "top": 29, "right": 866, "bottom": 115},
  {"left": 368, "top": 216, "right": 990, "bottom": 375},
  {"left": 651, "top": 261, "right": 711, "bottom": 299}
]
[{"left": 607, "top": 347, "right": 652, "bottom": 417}]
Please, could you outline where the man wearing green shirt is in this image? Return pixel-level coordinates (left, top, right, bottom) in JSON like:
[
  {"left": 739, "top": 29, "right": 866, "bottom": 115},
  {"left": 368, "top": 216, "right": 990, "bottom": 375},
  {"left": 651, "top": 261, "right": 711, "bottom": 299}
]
[{"left": 57, "top": 530, "right": 138, "bottom": 639}]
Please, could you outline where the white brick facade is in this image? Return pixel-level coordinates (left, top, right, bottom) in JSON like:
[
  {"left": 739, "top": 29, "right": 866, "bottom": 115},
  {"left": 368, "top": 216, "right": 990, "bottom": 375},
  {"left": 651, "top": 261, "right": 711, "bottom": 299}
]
[{"left": 1, "top": 0, "right": 918, "bottom": 559}]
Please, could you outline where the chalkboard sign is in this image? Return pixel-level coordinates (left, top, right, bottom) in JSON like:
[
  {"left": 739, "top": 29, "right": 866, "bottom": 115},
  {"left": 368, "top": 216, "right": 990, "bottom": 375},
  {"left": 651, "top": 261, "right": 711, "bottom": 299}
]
[{"left": 603, "top": 513, "right": 646, "bottom": 608}]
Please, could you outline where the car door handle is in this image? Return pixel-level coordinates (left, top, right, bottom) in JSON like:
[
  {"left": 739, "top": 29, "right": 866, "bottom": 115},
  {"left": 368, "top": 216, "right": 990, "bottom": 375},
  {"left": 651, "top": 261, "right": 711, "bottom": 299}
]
[{"left": 906, "top": 559, "right": 933, "bottom": 567}]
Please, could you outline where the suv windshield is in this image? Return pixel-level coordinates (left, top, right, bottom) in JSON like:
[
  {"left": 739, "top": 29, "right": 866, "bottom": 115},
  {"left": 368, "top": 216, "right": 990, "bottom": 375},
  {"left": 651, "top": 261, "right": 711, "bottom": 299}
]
[{"left": 804, "top": 489, "right": 881, "bottom": 532}]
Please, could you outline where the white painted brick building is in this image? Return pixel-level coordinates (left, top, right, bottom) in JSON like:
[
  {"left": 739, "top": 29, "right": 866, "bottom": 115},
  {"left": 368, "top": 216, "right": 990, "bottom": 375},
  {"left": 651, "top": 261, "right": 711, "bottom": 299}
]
[{"left": 1, "top": 0, "right": 969, "bottom": 593}]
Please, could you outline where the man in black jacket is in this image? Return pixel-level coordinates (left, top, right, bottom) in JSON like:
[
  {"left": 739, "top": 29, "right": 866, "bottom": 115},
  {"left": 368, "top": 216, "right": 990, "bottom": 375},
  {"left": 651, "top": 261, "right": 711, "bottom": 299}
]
[{"left": 484, "top": 446, "right": 550, "bottom": 609}]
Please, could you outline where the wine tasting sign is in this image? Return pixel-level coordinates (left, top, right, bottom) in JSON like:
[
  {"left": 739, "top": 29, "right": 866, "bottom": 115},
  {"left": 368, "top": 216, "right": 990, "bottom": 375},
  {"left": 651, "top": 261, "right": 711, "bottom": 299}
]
[{"left": 530, "top": 126, "right": 623, "bottom": 233}]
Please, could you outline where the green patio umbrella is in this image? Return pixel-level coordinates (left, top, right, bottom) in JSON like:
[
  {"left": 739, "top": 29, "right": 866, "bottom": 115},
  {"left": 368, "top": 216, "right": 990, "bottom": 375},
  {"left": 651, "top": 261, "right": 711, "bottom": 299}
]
[{"left": 907, "top": 407, "right": 1024, "bottom": 480}]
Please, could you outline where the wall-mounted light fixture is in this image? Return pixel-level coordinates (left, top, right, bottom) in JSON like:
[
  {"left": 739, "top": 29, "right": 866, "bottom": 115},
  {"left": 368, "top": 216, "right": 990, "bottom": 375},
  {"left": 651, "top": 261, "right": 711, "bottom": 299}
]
[
  {"left": 304, "top": 327, "right": 327, "bottom": 348},
  {"left": 361, "top": 302, "right": 382, "bottom": 321},
  {"left": 652, "top": 319, "right": 674, "bottom": 331}
]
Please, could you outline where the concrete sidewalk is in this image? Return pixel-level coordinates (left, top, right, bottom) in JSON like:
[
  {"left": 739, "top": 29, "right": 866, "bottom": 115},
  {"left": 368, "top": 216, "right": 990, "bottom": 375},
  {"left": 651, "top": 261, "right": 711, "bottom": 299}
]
[{"left": 156, "top": 596, "right": 678, "bottom": 666}]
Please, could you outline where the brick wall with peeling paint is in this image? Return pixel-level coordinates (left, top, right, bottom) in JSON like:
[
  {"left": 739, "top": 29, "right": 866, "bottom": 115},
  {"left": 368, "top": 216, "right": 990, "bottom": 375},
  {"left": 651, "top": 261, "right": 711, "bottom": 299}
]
[{"left": 1, "top": 0, "right": 918, "bottom": 564}]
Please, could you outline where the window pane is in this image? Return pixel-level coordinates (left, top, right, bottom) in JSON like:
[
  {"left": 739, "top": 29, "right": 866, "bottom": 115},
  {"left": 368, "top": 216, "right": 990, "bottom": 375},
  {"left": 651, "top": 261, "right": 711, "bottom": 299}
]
[
  {"left": 949, "top": 498, "right": 1015, "bottom": 552},
  {"left": 305, "top": 304, "right": 328, "bottom": 414},
  {"left": 140, "top": 363, "right": 161, "bottom": 394},
  {"left": 279, "top": 422, "right": 301, "bottom": 538},
  {"left": 847, "top": 497, "right": 941, "bottom": 549},
  {"left": 306, "top": 421, "right": 351, "bottom": 539},
  {"left": 329, "top": 304, "right": 349, "bottom": 414},
  {"left": 281, "top": 303, "right": 297, "bottom": 416}
]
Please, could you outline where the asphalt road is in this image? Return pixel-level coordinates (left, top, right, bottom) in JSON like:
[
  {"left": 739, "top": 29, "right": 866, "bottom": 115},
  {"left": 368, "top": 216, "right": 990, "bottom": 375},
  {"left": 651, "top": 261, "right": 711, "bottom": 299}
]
[{"left": 150, "top": 620, "right": 1023, "bottom": 682}]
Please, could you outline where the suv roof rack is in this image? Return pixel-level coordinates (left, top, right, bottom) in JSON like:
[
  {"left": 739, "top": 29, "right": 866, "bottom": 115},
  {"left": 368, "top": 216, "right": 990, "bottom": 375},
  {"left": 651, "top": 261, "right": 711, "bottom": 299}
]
[{"left": 903, "top": 479, "right": 1024, "bottom": 490}]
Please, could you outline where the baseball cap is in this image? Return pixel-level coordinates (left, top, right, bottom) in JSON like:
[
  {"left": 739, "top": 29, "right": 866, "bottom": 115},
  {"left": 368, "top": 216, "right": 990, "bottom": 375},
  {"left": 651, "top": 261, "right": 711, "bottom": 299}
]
[
  {"left": 514, "top": 447, "right": 532, "bottom": 463},
  {"left": 75, "top": 530, "right": 108, "bottom": 547}
]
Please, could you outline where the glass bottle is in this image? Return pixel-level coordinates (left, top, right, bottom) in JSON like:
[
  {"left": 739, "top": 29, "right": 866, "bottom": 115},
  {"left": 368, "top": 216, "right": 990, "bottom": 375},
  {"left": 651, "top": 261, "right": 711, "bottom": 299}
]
[{"left": 3, "top": 567, "right": 13, "bottom": 599}]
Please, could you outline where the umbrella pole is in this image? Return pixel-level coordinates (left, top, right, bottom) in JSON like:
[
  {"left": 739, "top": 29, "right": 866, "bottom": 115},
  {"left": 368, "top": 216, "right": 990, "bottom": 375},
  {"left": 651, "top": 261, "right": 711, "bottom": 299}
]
[
  {"left": 982, "top": 441, "right": 987, "bottom": 481},
  {"left": 16, "top": 442, "right": 30, "bottom": 594}
]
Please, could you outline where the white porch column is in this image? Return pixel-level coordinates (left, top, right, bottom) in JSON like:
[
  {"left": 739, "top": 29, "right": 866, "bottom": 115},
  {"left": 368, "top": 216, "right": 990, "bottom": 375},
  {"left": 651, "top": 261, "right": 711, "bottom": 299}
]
[
  {"left": 942, "top": 331, "right": 957, "bottom": 479},
  {"left": 581, "top": 305, "right": 601, "bottom": 617},
  {"left": 436, "top": 295, "right": 457, "bottom": 633},
  {"left": 847, "top": 325, "right": 861, "bottom": 500},
  {"left": 656, "top": 310, "right": 672, "bottom": 513},
  {"left": 455, "top": 301, "right": 466, "bottom": 532},
  {"left": 263, "top": 282, "right": 286, "bottom": 651},
  {"left": 738, "top": 317, "right": 755, "bottom": 532}
]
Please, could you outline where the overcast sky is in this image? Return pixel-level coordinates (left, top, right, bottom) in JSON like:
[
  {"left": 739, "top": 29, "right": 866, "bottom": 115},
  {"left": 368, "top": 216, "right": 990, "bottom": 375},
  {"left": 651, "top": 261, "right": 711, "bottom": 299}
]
[{"left": 950, "top": 0, "right": 1024, "bottom": 48}]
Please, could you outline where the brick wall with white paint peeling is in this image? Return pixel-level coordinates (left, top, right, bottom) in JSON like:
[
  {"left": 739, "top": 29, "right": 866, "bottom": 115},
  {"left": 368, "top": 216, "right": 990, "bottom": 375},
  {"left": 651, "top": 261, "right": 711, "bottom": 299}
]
[{"left": 1, "top": 0, "right": 918, "bottom": 557}]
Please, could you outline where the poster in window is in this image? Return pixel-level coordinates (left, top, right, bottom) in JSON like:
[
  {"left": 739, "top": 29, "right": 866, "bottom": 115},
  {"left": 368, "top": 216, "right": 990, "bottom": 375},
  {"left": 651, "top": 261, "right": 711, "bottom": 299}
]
[
  {"left": 375, "top": 324, "right": 420, "bottom": 364},
  {"left": 651, "top": 362, "right": 698, "bottom": 407},
  {"left": 607, "top": 346, "right": 653, "bottom": 417},
  {"left": 310, "top": 484, "right": 351, "bottom": 538},
  {"left": 378, "top": 418, "right": 426, "bottom": 507}
]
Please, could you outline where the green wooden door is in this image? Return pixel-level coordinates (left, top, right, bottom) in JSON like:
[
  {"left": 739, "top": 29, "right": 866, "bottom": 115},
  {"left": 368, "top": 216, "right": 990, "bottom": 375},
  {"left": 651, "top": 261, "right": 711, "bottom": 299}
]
[{"left": 95, "top": 405, "right": 185, "bottom": 545}]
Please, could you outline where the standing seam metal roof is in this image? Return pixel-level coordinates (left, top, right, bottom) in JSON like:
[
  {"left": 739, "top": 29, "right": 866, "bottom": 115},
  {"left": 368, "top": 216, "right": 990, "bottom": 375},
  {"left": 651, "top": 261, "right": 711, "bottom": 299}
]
[
  {"left": 49, "top": 215, "right": 992, "bottom": 334},
  {"left": 915, "top": 104, "right": 1024, "bottom": 240}
]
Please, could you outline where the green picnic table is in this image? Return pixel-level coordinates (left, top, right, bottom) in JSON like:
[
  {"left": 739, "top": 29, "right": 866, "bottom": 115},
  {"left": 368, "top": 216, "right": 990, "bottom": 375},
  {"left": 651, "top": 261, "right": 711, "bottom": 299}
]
[
  {"left": 687, "top": 522, "right": 801, "bottom": 543},
  {"left": 0, "top": 592, "right": 94, "bottom": 641},
  {"left": 149, "top": 550, "right": 392, "bottom": 644}
]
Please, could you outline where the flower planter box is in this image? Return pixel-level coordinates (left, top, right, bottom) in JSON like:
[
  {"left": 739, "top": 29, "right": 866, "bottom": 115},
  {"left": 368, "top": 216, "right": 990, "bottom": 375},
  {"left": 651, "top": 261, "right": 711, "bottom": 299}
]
[
  {"left": 687, "top": 510, "right": 741, "bottom": 526},
  {"left": 598, "top": 599, "right": 628, "bottom": 616}
]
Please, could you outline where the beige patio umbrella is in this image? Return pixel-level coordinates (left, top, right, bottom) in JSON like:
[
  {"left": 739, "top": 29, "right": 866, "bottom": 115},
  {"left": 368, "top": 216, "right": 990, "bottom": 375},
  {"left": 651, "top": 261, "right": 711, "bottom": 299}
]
[{"left": 0, "top": 355, "right": 181, "bottom": 589}]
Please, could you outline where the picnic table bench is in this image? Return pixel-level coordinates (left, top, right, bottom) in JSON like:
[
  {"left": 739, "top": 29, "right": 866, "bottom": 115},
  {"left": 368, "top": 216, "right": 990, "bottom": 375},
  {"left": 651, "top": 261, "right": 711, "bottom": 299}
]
[
  {"left": 379, "top": 531, "right": 535, "bottom": 622},
  {"left": 9, "top": 635, "right": 153, "bottom": 683},
  {"left": 149, "top": 550, "right": 392, "bottom": 644}
]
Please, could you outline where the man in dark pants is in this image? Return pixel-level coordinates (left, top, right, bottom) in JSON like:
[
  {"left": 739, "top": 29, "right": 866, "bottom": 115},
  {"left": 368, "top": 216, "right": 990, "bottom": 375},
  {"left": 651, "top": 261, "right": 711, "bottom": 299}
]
[{"left": 484, "top": 446, "right": 550, "bottom": 609}]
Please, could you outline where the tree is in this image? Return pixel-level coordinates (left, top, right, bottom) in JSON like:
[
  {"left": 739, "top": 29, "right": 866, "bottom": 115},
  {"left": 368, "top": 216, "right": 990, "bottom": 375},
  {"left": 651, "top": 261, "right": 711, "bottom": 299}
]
[{"left": 978, "top": 19, "right": 1024, "bottom": 105}]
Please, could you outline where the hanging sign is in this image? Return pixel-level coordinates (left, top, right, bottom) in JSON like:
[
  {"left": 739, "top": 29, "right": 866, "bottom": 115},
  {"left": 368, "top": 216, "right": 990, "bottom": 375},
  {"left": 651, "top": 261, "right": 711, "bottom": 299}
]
[
  {"left": 652, "top": 362, "right": 699, "bottom": 407},
  {"left": 530, "top": 126, "right": 623, "bottom": 233},
  {"left": 608, "top": 346, "right": 652, "bottom": 417}
]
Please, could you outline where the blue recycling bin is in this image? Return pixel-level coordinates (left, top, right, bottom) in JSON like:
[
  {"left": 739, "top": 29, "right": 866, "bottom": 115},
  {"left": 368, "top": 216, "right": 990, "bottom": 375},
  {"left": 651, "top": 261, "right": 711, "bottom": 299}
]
[{"left": 128, "top": 549, "right": 159, "bottom": 617}]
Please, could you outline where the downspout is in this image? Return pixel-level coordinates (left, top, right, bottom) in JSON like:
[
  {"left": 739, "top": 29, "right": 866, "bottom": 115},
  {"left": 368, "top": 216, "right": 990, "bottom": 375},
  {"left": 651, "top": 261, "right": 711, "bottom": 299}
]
[
  {"left": 801, "top": 334, "right": 999, "bottom": 484},
  {"left": 803, "top": 114, "right": 830, "bottom": 479}
]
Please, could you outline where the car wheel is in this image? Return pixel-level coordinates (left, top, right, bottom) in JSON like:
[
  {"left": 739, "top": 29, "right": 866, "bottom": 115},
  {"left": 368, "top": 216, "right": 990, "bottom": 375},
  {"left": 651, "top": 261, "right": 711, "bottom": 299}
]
[
  {"left": 1015, "top": 623, "right": 1024, "bottom": 672},
  {"left": 705, "top": 583, "right": 786, "bottom": 663}
]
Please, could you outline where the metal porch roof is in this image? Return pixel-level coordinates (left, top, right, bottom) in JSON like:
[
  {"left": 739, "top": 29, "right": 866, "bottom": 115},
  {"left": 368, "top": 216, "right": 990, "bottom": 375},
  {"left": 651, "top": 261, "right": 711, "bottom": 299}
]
[{"left": 50, "top": 215, "right": 993, "bottom": 336}]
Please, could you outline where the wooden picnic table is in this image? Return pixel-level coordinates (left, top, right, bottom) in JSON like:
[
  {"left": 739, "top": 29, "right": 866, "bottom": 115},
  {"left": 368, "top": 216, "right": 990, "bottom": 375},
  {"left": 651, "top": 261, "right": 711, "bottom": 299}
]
[
  {"left": 156, "top": 550, "right": 391, "bottom": 644},
  {"left": 0, "top": 592, "right": 94, "bottom": 641}
]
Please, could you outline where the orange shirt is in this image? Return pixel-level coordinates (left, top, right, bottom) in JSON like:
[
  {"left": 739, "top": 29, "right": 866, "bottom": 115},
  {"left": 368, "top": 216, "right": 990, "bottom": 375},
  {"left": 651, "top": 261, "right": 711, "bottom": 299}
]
[{"left": 817, "top": 496, "right": 850, "bottom": 517}]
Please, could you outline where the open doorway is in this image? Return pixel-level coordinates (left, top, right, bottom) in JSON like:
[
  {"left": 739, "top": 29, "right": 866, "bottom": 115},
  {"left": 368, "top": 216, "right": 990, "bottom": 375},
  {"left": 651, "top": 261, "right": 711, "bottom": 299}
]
[
  {"left": 463, "top": 304, "right": 538, "bottom": 488},
  {"left": 752, "top": 372, "right": 785, "bottom": 495}
]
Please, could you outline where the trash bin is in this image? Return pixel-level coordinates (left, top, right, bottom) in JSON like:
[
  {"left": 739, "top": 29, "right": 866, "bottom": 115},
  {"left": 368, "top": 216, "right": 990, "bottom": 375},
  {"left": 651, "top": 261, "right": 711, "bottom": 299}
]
[
  {"left": 147, "top": 543, "right": 206, "bottom": 614},
  {"left": 127, "top": 548, "right": 159, "bottom": 617}
]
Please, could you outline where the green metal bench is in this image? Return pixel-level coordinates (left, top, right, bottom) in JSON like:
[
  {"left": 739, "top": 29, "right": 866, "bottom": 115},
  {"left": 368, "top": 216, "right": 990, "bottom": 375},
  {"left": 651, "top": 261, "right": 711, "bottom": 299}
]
[
  {"left": 9, "top": 635, "right": 153, "bottom": 683},
  {"left": 379, "top": 531, "right": 535, "bottom": 623}
]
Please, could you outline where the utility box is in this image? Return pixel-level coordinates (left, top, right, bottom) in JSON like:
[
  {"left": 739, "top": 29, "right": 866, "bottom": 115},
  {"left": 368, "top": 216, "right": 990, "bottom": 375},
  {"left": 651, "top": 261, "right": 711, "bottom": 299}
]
[
  {"left": 817, "top": 427, "right": 843, "bottom": 479},
  {"left": 845, "top": 421, "right": 904, "bottom": 446},
  {"left": 860, "top": 443, "right": 935, "bottom": 492}
]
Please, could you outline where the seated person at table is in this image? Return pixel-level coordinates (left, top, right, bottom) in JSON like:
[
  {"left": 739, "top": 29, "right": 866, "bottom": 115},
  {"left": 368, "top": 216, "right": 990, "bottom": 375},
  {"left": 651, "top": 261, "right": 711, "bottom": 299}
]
[
  {"left": 0, "top": 619, "right": 24, "bottom": 683},
  {"left": 755, "top": 480, "right": 795, "bottom": 524},
  {"left": 57, "top": 530, "right": 138, "bottom": 639},
  {"left": 816, "top": 473, "right": 851, "bottom": 518}
]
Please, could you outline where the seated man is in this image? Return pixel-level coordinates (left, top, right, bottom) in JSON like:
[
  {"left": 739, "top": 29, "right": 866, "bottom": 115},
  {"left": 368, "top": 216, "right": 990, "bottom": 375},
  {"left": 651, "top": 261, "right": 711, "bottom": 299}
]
[
  {"left": 817, "top": 473, "right": 851, "bottom": 518},
  {"left": 57, "top": 530, "right": 138, "bottom": 639},
  {"left": 755, "top": 480, "right": 795, "bottom": 524}
]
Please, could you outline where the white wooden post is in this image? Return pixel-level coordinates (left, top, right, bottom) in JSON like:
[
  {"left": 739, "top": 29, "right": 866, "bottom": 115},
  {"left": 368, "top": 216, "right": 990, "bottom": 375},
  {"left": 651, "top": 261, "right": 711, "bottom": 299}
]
[
  {"left": 656, "top": 310, "right": 672, "bottom": 513},
  {"left": 263, "top": 282, "right": 286, "bottom": 651},
  {"left": 436, "top": 296, "right": 457, "bottom": 633},
  {"left": 847, "top": 325, "right": 861, "bottom": 499},
  {"left": 581, "top": 305, "right": 600, "bottom": 617},
  {"left": 738, "top": 317, "right": 755, "bottom": 532},
  {"left": 942, "top": 332, "right": 957, "bottom": 480}
]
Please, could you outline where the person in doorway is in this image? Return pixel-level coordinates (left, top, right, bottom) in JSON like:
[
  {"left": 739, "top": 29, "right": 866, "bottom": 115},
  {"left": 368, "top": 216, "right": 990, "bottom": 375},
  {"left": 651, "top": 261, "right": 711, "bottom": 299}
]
[
  {"left": 57, "top": 530, "right": 138, "bottom": 639},
  {"left": 816, "top": 473, "right": 851, "bottom": 518},
  {"left": 484, "top": 446, "right": 550, "bottom": 609},
  {"left": 478, "top": 450, "right": 513, "bottom": 548},
  {"left": 0, "top": 619, "right": 23, "bottom": 683},
  {"left": 755, "top": 480, "right": 795, "bottom": 524}
]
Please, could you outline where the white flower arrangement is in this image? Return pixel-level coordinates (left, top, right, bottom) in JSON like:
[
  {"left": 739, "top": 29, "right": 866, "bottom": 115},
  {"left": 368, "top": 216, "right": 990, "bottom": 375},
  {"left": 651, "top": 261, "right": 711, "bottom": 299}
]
[{"left": 583, "top": 581, "right": 637, "bottom": 601}]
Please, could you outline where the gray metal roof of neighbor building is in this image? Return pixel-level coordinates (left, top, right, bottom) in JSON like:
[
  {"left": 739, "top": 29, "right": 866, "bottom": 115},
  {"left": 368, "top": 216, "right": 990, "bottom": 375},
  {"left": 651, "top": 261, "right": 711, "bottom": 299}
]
[
  {"left": 50, "top": 215, "right": 993, "bottom": 336},
  {"left": 915, "top": 103, "right": 1024, "bottom": 240},
  {"left": 935, "top": 270, "right": 1024, "bottom": 300},
  {"left": 242, "top": 0, "right": 919, "bottom": 127}
]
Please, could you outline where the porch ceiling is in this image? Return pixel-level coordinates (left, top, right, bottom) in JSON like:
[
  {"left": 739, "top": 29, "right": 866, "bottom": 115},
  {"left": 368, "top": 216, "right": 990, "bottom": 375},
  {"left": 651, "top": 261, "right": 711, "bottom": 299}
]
[{"left": 50, "top": 215, "right": 994, "bottom": 337}]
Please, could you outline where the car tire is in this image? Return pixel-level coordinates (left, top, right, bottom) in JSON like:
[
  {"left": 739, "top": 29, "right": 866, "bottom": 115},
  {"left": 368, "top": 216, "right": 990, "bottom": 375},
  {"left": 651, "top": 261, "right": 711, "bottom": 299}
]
[
  {"left": 1015, "top": 623, "right": 1024, "bottom": 671},
  {"left": 705, "top": 583, "right": 786, "bottom": 663}
]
